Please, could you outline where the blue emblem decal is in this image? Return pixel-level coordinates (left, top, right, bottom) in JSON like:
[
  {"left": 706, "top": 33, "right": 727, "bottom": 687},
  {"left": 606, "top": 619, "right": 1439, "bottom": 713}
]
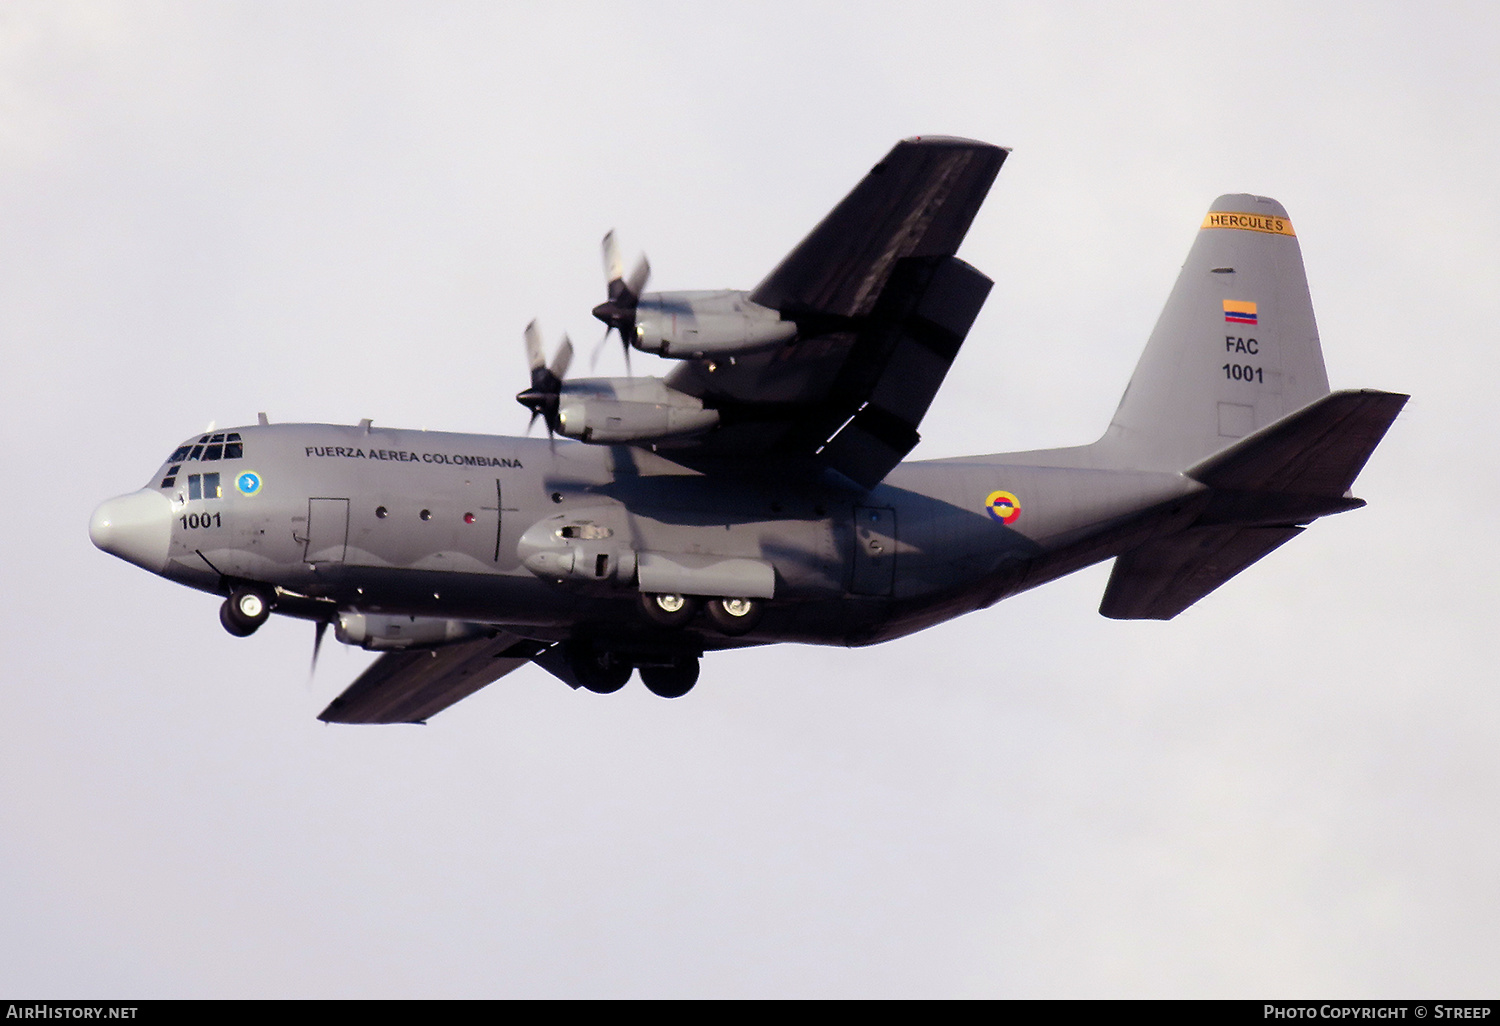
[{"left": 236, "top": 471, "right": 262, "bottom": 496}]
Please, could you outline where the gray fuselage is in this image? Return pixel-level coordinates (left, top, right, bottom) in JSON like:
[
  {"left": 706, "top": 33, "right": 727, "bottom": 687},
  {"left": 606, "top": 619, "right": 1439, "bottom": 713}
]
[{"left": 113, "top": 421, "right": 1197, "bottom": 653}]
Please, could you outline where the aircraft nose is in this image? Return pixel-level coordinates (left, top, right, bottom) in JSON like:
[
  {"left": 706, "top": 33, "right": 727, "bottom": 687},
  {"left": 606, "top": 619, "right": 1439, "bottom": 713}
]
[{"left": 90, "top": 489, "right": 173, "bottom": 574}]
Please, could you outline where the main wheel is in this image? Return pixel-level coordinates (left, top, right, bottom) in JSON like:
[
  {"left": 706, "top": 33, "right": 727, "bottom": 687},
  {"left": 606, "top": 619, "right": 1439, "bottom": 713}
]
[
  {"left": 220, "top": 586, "right": 272, "bottom": 637},
  {"left": 705, "top": 597, "right": 763, "bottom": 636},
  {"left": 639, "top": 658, "right": 700, "bottom": 699},
  {"left": 638, "top": 592, "right": 701, "bottom": 628},
  {"left": 567, "top": 642, "right": 632, "bottom": 694}
]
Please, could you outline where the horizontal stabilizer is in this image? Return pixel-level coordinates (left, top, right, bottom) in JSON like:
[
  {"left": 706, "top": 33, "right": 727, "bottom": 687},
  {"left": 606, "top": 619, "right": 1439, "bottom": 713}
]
[
  {"left": 1188, "top": 389, "right": 1408, "bottom": 495},
  {"left": 1099, "top": 525, "right": 1303, "bottom": 621},
  {"left": 318, "top": 632, "right": 549, "bottom": 724}
]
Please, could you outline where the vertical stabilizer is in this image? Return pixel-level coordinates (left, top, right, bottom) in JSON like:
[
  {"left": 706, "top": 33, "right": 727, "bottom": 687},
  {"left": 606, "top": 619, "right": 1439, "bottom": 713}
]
[{"left": 1099, "top": 195, "right": 1330, "bottom": 472}]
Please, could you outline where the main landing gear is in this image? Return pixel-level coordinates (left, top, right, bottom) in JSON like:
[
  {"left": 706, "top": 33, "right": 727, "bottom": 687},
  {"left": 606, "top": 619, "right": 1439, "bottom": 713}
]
[
  {"left": 563, "top": 640, "right": 701, "bottom": 699},
  {"left": 639, "top": 658, "right": 699, "bottom": 699},
  {"left": 639, "top": 592, "right": 764, "bottom": 635},
  {"left": 219, "top": 586, "right": 273, "bottom": 637},
  {"left": 567, "top": 641, "right": 633, "bottom": 695}
]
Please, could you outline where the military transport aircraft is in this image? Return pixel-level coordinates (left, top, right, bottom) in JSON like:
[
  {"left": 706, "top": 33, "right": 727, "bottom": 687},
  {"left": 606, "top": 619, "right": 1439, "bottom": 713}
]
[{"left": 90, "top": 136, "right": 1406, "bottom": 723}]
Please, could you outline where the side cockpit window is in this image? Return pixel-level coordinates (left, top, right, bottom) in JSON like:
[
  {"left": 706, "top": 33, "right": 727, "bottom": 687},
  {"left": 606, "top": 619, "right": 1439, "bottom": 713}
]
[{"left": 185, "top": 473, "right": 221, "bottom": 501}]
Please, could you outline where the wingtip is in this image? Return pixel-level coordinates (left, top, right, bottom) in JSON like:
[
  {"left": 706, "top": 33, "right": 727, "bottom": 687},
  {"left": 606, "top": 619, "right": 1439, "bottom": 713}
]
[{"left": 900, "top": 134, "right": 1004, "bottom": 149}]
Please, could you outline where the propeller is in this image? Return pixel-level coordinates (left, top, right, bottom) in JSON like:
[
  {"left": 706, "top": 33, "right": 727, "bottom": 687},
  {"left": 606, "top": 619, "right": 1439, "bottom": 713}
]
[
  {"left": 515, "top": 319, "right": 573, "bottom": 438},
  {"left": 590, "top": 230, "right": 650, "bottom": 370}
]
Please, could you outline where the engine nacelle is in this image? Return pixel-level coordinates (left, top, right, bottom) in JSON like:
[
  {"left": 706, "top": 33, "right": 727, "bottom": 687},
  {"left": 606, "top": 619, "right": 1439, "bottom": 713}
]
[
  {"left": 554, "top": 377, "right": 719, "bottom": 444},
  {"left": 633, "top": 290, "right": 795, "bottom": 359},
  {"left": 335, "top": 613, "right": 491, "bottom": 651}
]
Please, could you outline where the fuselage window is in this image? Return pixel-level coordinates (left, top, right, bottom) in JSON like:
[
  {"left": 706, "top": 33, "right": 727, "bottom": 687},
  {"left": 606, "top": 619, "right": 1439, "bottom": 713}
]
[
  {"left": 169, "top": 446, "right": 192, "bottom": 462},
  {"left": 188, "top": 445, "right": 204, "bottom": 460},
  {"left": 203, "top": 444, "right": 223, "bottom": 460},
  {"left": 160, "top": 464, "right": 182, "bottom": 489},
  {"left": 188, "top": 475, "right": 201, "bottom": 500}
]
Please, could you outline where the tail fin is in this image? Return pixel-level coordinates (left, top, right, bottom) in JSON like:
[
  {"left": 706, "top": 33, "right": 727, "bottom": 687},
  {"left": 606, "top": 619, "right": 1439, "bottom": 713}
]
[
  {"left": 1092, "top": 198, "right": 1410, "bottom": 620},
  {"left": 1099, "top": 195, "right": 1330, "bottom": 472}
]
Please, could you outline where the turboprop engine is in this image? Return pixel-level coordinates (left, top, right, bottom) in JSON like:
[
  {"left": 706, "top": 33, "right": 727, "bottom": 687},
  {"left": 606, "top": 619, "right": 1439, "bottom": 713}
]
[
  {"left": 589, "top": 232, "right": 796, "bottom": 363},
  {"left": 335, "top": 613, "right": 492, "bottom": 651},
  {"left": 631, "top": 290, "right": 796, "bottom": 359},
  {"left": 554, "top": 377, "right": 719, "bottom": 444}
]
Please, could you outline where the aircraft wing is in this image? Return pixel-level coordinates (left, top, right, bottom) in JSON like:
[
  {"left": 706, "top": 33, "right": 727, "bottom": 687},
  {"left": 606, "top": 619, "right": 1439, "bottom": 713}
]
[
  {"left": 318, "top": 633, "right": 550, "bottom": 724},
  {"left": 663, "top": 136, "right": 1007, "bottom": 489}
]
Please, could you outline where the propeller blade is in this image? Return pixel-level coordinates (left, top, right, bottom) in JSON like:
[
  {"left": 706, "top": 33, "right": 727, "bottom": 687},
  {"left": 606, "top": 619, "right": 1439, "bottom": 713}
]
[
  {"left": 589, "top": 327, "right": 612, "bottom": 370},
  {"left": 310, "top": 619, "right": 328, "bottom": 680},
  {"left": 524, "top": 319, "right": 546, "bottom": 373},
  {"left": 602, "top": 230, "right": 624, "bottom": 296},
  {"left": 550, "top": 335, "right": 573, "bottom": 381},
  {"left": 625, "top": 255, "right": 650, "bottom": 303}
]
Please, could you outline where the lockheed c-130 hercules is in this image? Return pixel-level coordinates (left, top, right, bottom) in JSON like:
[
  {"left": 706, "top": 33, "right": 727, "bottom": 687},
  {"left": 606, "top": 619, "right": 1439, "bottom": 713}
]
[{"left": 90, "top": 136, "right": 1406, "bottom": 723}]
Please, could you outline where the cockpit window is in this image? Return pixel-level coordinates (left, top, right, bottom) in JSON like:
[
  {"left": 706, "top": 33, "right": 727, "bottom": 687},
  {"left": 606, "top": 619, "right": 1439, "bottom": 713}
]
[
  {"left": 185, "top": 472, "right": 222, "bottom": 500},
  {"left": 170, "top": 432, "right": 243, "bottom": 465},
  {"left": 163, "top": 432, "right": 245, "bottom": 490}
]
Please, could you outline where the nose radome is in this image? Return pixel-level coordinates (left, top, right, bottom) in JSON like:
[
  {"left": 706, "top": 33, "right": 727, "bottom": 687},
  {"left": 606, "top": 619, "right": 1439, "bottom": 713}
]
[{"left": 90, "top": 489, "right": 173, "bottom": 574}]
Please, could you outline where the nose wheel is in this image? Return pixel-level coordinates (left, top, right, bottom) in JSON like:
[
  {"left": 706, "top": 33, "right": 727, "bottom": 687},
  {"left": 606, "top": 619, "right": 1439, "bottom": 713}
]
[{"left": 220, "top": 586, "right": 272, "bottom": 637}]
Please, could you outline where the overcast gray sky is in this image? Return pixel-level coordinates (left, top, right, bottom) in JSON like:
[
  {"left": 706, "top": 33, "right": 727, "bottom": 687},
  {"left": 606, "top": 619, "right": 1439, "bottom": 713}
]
[{"left": 2, "top": 0, "right": 1496, "bottom": 998}]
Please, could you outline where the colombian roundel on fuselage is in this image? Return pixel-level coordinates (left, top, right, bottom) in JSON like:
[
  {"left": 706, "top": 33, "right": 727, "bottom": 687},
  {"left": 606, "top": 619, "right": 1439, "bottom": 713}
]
[{"left": 985, "top": 490, "right": 1020, "bottom": 524}]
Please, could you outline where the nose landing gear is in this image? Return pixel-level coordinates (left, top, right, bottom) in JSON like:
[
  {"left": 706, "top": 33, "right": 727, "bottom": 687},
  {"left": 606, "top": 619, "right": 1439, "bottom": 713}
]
[{"left": 219, "top": 586, "right": 273, "bottom": 637}]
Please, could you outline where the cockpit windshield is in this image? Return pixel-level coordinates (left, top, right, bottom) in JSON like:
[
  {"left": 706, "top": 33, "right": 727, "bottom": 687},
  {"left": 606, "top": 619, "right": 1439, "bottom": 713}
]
[{"left": 160, "top": 432, "right": 245, "bottom": 489}]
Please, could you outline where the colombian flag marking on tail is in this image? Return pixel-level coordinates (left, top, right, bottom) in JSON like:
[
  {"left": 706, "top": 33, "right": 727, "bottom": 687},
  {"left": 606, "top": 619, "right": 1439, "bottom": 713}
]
[
  {"left": 1223, "top": 300, "right": 1258, "bottom": 325},
  {"left": 985, "top": 490, "right": 1021, "bottom": 524}
]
